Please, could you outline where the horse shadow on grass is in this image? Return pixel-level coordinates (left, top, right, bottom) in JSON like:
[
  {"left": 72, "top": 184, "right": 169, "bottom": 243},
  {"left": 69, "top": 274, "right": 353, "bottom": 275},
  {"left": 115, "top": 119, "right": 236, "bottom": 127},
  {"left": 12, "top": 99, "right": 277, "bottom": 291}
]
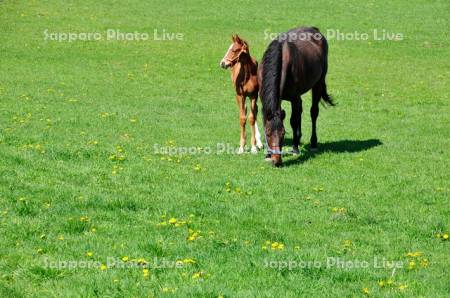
[{"left": 282, "top": 138, "right": 383, "bottom": 167}]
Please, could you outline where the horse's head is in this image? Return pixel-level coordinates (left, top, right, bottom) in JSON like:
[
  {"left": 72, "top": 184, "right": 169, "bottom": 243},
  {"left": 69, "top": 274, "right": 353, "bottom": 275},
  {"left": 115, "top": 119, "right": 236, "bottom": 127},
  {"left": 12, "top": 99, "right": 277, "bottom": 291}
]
[
  {"left": 220, "top": 34, "right": 249, "bottom": 69},
  {"left": 264, "top": 109, "right": 286, "bottom": 167}
]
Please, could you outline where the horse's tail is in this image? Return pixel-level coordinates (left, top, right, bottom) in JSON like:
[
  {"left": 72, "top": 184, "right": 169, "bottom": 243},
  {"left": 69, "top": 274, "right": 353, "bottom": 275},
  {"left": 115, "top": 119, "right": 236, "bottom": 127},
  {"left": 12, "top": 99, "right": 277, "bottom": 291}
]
[
  {"left": 261, "top": 39, "right": 283, "bottom": 121},
  {"left": 318, "top": 35, "right": 335, "bottom": 106},
  {"left": 320, "top": 80, "right": 335, "bottom": 106}
]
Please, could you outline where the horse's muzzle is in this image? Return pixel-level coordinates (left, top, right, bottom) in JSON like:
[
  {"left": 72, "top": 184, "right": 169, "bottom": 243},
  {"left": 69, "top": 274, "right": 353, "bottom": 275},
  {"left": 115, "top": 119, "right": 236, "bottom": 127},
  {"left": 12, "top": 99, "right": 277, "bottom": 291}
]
[
  {"left": 220, "top": 60, "right": 230, "bottom": 69},
  {"left": 271, "top": 154, "right": 282, "bottom": 167}
]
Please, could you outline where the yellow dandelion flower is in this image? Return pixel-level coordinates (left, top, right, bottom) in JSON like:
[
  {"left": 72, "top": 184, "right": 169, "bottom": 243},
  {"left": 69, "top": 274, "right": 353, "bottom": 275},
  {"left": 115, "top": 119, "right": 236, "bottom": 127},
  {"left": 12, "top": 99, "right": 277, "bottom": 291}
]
[
  {"left": 268, "top": 241, "right": 285, "bottom": 250},
  {"left": 100, "top": 264, "right": 107, "bottom": 271},
  {"left": 86, "top": 251, "right": 93, "bottom": 257},
  {"left": 443, "top": 234, "right": 449, "bottom": 240},
  {"left": 183, "top": 258, "right": 196, "bottom": 264},
  {"left": 420, "top": 258, "right": 429, "bottom": 267},
  {"left": 187, "top": 231, "right": 199, "bottom": 241},
  {"left": 168, "top": 218, "right": 177, "bottom": 224},
  {"left": 406, "top": 251, "right": 422, "bottom": 257},
  {"left": 378, "top": 280, "right": 385, "bottom": 287},
  {"left": 192, "top": 272, "right": 203, "bottom": 279},
  {"left": 58, "top": 235, "right": 64, "bottom": 241},
  {"left": 121, "top": 256, "right": 129, "bottom": 262},
  {"left": 398, "top": 284, "right": 408, "bottom": 291},
  {"left": 362, "top": 287, "right": 369, "bottom": 295},
  {"left": 143, "top": 268, "right": 150, "bottom": 277}
]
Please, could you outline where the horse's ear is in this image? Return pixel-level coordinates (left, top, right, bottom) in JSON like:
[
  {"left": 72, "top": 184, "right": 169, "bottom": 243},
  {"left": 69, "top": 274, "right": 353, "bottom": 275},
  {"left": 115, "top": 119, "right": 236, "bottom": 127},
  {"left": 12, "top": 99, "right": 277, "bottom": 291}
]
[
  {"left": 231, "top": 34, "right": 237, "bottom": 42},
  {"left": 234, "top": 34, "right": 243, "bottom": 44}
]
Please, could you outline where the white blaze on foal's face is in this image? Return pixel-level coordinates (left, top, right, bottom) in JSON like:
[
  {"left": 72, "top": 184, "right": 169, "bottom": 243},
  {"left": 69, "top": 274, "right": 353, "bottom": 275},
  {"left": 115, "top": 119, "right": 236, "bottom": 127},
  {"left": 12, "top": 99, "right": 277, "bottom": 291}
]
[
  {"left": 219, "top": 35, "right": 247, "bottom": 69},
  {"left": 219, "top": 44, "right": 234, "bottom": 68}
]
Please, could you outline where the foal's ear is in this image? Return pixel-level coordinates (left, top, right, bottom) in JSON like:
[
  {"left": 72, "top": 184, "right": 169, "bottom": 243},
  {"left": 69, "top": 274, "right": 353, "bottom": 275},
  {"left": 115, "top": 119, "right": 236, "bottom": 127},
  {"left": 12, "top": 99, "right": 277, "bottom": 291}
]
[
  {"left": 231, "top": 34, "right": 237, "bottom": 42},
  {"left": 234, "top": 34, "right": 243, "bottom": 44}
]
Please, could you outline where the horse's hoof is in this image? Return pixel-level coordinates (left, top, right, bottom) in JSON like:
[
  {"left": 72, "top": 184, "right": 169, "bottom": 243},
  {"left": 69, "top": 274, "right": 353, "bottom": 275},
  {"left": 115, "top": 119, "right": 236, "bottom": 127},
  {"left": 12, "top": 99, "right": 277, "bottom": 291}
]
[
  {"left": 264, "top": 154, "right": 272, "bottom": 162},
  {"left": 256, "top": 140, "right": 264, "bottom": 150},
  {"left": 251, "top": 146, "right": 258, "bottom": 154},
  {"left": 237, "top": 147, "right": 245, "bottom": 154},
  {"left": 292, "top": 147, "right": 300, "bottom": 155}
]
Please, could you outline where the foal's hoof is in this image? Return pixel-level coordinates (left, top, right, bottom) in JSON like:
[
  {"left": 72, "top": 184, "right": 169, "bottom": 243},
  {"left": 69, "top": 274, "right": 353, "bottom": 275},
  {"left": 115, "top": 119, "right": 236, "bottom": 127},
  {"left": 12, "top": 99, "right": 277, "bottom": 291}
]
[
  {"left": 256, "top": 140, "right": 264, "bottom": 150},
  {"left": 237, "top": 146, "right": 245, "bottom": 154},
  {"left": 251, "top": 146, "right": 258, "bottom": 154},
  {"left": 264, "top": 154, "right": 272, "bottom": 162}
]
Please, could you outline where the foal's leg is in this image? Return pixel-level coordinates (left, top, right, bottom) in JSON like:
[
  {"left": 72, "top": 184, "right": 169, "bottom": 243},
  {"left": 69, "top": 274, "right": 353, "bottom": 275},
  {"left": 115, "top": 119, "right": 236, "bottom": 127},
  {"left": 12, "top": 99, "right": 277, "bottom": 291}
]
[
  {"left": 249, "top": 97, "right": 262, "bottom": 153},
  {"left": 290, "top": 96, "right": 302, "bottom": 154},
  {"left": 236, "top": 95, "right": 247, "bottom": 154},
  {"left": 310, "top": 85, "right": 321, "bottom": 151}
]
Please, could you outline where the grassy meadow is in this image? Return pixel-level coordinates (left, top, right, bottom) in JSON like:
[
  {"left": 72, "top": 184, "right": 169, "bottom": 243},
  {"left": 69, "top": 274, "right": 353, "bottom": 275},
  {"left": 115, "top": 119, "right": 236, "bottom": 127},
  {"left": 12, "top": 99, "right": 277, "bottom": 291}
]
[{"left": 0, "top": 0, "right": 449, "bottom": 296}]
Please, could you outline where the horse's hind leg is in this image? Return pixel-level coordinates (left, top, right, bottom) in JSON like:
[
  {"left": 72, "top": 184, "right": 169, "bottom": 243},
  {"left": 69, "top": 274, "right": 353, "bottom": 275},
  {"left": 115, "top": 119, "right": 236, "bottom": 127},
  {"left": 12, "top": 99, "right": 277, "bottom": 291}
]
[
  {"left": 310, "top": 84, "right": 321, "bottom": 151},
  {"left": 249, "top": 96, "right": 262, "bottom": 153},
  {"left": 236, "top": 95, "right": 247, "bottom": 154},
  {"left": 290, "top": 96, "right": 302, "bottom": 154}
]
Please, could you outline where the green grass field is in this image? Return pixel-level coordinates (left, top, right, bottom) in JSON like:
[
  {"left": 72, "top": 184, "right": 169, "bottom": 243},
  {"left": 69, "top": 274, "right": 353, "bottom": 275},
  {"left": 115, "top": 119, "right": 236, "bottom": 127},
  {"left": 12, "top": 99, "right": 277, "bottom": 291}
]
[{"left": 1, "top": 0, "right": 449, "bottom": 296}]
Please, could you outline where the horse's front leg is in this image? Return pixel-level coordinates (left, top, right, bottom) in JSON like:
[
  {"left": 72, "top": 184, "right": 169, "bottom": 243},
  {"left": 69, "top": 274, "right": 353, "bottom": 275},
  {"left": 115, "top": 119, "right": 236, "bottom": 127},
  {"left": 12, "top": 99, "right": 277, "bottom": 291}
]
[
  {"left": 249, "top": 96, "right": 263, "bottom": 153},
  {"left": 236, "top": 95, "right": 247, "bottom": 154},
  {"left": 290, "top": 97, "right": 302, "bottom": 154}
]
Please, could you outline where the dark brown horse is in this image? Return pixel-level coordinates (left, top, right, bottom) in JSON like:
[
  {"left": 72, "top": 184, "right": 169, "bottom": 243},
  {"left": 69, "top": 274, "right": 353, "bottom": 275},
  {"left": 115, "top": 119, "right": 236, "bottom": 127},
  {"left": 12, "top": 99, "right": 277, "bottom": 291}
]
[{"left": 258, "top": 27, "right": 335, "bottom": 167}]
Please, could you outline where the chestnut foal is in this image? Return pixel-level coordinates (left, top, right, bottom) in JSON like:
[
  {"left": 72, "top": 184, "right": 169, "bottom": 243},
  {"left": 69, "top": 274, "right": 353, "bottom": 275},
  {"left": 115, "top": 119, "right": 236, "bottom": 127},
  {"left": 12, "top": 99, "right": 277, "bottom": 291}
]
[{"left": 220, "top": 35, "right": 263, "bottom": 154}]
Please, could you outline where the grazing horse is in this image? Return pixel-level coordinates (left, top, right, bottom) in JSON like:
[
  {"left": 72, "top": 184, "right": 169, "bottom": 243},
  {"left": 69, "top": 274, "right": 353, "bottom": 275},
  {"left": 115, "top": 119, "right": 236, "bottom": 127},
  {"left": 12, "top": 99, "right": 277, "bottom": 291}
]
[
  {"left": 220, "top": 35, "right": 263, "bottom": 154},
  {"left": 258, "top": 27, "right": 335, "bottom": 167}
]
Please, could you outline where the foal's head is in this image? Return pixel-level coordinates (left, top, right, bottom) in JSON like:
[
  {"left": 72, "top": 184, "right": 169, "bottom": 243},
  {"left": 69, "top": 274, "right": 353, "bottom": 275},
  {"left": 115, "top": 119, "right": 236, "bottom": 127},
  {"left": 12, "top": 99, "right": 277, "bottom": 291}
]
[{"left": 220, "top": 34, "right": 249, "bottom": 69}]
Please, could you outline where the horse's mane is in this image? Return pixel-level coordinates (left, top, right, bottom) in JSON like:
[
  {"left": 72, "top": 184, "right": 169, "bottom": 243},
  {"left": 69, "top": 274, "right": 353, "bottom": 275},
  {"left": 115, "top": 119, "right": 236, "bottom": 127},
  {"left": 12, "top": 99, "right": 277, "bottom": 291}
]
[{"left": 261, "top": 38, "right": 283, "bottom": 132}]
